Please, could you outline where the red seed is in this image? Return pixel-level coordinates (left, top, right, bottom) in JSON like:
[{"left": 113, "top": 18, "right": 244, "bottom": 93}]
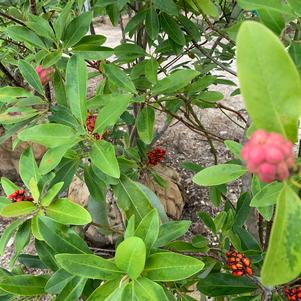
[{"left": 245, "top": 267, "right": 253, "bottom": 275}]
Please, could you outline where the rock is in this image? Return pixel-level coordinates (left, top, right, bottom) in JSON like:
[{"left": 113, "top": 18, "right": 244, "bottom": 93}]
[
  {"left": 141, "top": 164, "right": 184, "bottom": 220},
  {"left": 0, "top": 127, "right": 46, "bottom": 180}
]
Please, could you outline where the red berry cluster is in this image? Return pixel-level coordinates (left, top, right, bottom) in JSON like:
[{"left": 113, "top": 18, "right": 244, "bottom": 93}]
[
  {"left": 8, "top": 190, "right": 33, "bottom": 202},
  {"left": 86, "top": 113, "right": 101, "bottom": 140},
  {"left": 226, "top": 249, "right": 253, "bottom": 277},
  {"left": 147, "top": 147, "right": 166, "bottom": 166},
  {"left": 284, "top": 287, "right": 301, "bottom": 300}
]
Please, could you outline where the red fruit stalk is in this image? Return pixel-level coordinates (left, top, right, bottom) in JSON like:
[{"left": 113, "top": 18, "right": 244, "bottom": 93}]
[
  {"left": 284, "top": 286, "right": 301, "bottom": 301},
  {"left": 241, "top": 130, "right": 295, "bottom": 183},
  {"left": 35, "top": 65, "right": 54, "bottom": 85},
  {"left": 226, "top": 249, "right": 253, "bottom": 277},
  {"left": 147, "top": 147, "right": 166, "bottom": 166},
  {"left": 8, "top": 190, "right": 33, "bottom": 202},
  {"left": 86, "top": 113, "right": 101, "bottom": 140}
]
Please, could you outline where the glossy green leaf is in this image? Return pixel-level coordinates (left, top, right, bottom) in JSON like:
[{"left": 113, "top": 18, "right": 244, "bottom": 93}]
[
  {"left": 193, "top": 164, "right": 246, "bottom": 186},
  {"left": 41, "top": 182, "right": 64, "bottom": 207},
  {"left": 153, "top": 0, "right": 178, "bottom": 15},
  {"left": 90, "top": 140, "right": 120, "bottom": 178},
  {"left": 19, "top": 124, "right": 78, "bottom": 148},
  {"left": 53, "top": 71, "right": 67, "bottom": 106},
  {"left": 250, "top": 182, "right": 283, "bottom": 208},
  {"left": 73, "top": 45, "right": 114, "bottom": 60},
  {"left": 145, "top": 8, "right": 160, "bottom": 40},
  {"left": 86, "top": 279, "right": 121, "bottom": 301},
  {"left": 55, "top": 254, "right": 123, "bottom": 280},
  {"left": 115, "top": 237, "right": 146, "bottom": 279},
  {"left": 26, "top": 15, "right": 55, "bottom": 40},
  {"left": 94, "top": 94, "right": 131, "bottom": 134},
  {"left": 103, "top": 64, "right": 136, "bottom": 93},
  {"left": 145, "top": 59, "right": 159, "bottom": 83},
  {"left": 63, "top": 12, "right": 93, "bottom": 48},
  {"left": 261, "top": 185, "right": 301, "bottom": 285},
  {"left": 133, "top": 277, "right": 169, "bottom": 301},
  {"left": 6, "top": 26, "right": 46, "bottom": 49},
  {"left": 288, "top": 0, "right": 301, "bottom": 16},
  {"left": 19, "top": 147, "right": 40, "bottom": 189},
  {"left": 31, "top": 215, "right": 43, "bottom": 241},
  {"left": 155, "top": 220, "right": 191, "bottom": 247},
  {"left": 153, "top": 70, "right": 199, "bottom": 95},
  {"left": 19, "top": 61, "right": 44, "bottom": 95},
  {"left": 257, "top": 9, "right": 285, "bottom": 35},
  {"left": 237, "top": 21, "right": 301, "bottom": 142},
  {"left": 112, "top": 176, "right": 153, "bottom": 223},
  {"left": 136, "top": 106, "right": 155, "bottom": 144},
  {"left": 54, "top": 0, "right": 73, "bottom": 41},
  {"left": 1, "top": 202, "right": 36, "bottom": 217},
  {"left": 56, "top": 277, "right": 87, "bottom": 301},
  {"left": 0, "top": 275, "right": 48, "bottom": 296},
  {"left": 35, "top": 240, "right": 58, "bottom": 271},
  {"left": 144, "top": 252, "right": 204, "bottom": 281},
  {"left": 198, "top": 273, "right": 257, "bottom": 296},
  {"left": 0, "top": 87, "right": 32, "bottom": 100},
  {"left": 45, "top": 269, "right": 74, "bottom": 294},
  {"left": 193, "top": 0, "right": 219, "bottom": 17},
  {"left": 0, "top": 219, "right": 24, "bottom": 256},
  {"left": 46, "top": 198, "right": 92, "bottom": 225},
  {"left": 43, "top": 50, "right": 62, "bottom": 68},
  {"left": 66, "top": 55, "right": 87, "bottom": 125},
  {"left": 160, "top": 13, "right": 185, "bottom": 46},
  {"left": 38, "top": 216, "right": 91, "bottom": 254},
  {"left": 114, "top": 44, "right": 146, "bottom": 62},
  {"left": 135, "top": 209, "right": 160, "bottom": 253},
  {"left": 1, "top": 177, "right": 19, "bottom": 196}
]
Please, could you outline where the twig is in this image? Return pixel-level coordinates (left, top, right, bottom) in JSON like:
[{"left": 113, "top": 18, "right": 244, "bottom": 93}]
[
  {"left": 0, "top": 11, "right": 27, "bottom": 26},
  {"left": 29, "top": 0, "right": 37, "bottom": 15},
  {"left": 0, "top": 62, "right": 22, "bottom": 87}
]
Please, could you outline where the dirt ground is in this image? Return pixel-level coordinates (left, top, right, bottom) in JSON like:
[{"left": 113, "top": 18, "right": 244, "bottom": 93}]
[{"left": 0, "top": 18, "right": 246, "bottom": 300}]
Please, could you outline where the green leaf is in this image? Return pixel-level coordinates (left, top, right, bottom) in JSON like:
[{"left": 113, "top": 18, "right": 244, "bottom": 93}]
[
  {"left": 288, "top": 0, "right": 301, "bottom": 16},
  {"left": 38, "top": 216, "right": 91, "bottom": 254},
  {"left": 53, "top": 71, "right": 67, "bottom": 106},
  {"left": 0, "top": 275, "right": 48, "bottom": 296},
  {"left": 125, "top": 10, "right": 147, "bottom": 34},
  {"left": 19, "top": 61, "right": 44, "bottom": 95},
  {"left": 75, "top": 34, "right": 106, "bottom": 47},
  {"left": 197, "top": 91, "right": 224, "bottom": 102},
  {"left": 31, "top": 215, "right": 43, "bottom": 241},
  {"left": 6, "top": 26, "right": 46, "bottom": 49},
  {"left": 112, "top": 176, "right": 154, "bottom": 223},
  {"left": 41, "top": 182, "right": 64, "bottom": 207},
  {"left": 198, "top": 211, "right": 217, "bottom": 233},
  {"left": 43, "top": 50, "right": 62, "bottom": 68},
  {"left": 133, "top": 277, "right": 169, "bottom": 301},
  {"left": 86, "top": 279, "right": 121, "bottom": 301},
  {"left": 224, "top": 140, "right": 243, "bottom": 159},
  {"left": 1, "top": 202, "right": 36, "bottom": 217},
  {"left": 178, "top": 15, "right": 201, "bottom": 41},
  {"left": 103, "top": 64, "right": 136, "bottom": 93},
  {"left": 73, "top": 45, "right": 114, "bottom": 60},
  {"left": 1, "top": 177, "right": 19, "bottom": 196},
  {"left": 160, "top": 13, "right": 185, "bottom": 46},
  {"left": 153, "top": 70, "right": 199, "bottom": 95},
  {"left": 90, "top": 140, "right": 120, "bottom": 178},
  {"left": 45, "top": 269, "right": 74, "bottom": 294},
  {"left": 153, "top": 0, "right": 178, "bottom": 16},
  {"left": 155, "top": 220, "right": 191, "bottom": 247},
  {"left": 144, "top": 252, "right": 204, "bottom": 281},
  {"left": 94, "top": 94, "right": 131, "bottom": 134},
  {"left": 193, "top": 164, "right": 246, "bottom": 186},
  {"left": 54, "top": 0, "right": 74, "bottom": 41},
  {"left": 257, "top": 9, "right": 285, "bottom": 35},
  {"left": 35, "top": 240, "right": 58, "bottom": 271},
  {"left": 197, "top": 273, "right": 257, "bottom": 296},
  {"left": 145, "top": 59, "right": 159, "bottom": 83},
  {"left": 145, "top": 9, "right": 160, "bottom": 40},
  {"left": 19, "top": 147, "right": 40, "bottom": 189},
  {"left": 135, "top": 209, "right": 160, "bottom": 253},
  {"left": 26, "top": 15, "right": 55, "bottom": 40},
  {"left": 261, "top": 185, "right": 301, "bottom": 285},
  {"left": 18, "top": 124, "right": 78, "bottom": 148},
  {"left": 55, "top": 254, "right": 123, "bottom": 280},
  {"left": 63, "top": 12, "right": 93, "bottom": 48},
  {"left": 115, "top": 237, "right": 146, "bottom": 280},
  {"left": 114, "top": 43, "right": 146, "bottom": 62},
  {"left": 66, "top": 55, "right": 87, "bottom": 125},
  {"left": 39, "top": 145, "right": 71, "bottom": 175},
  {"left": 250, "top": 182, "right": 283, "bottom": 208},
  {"left": 46, "top": 198, "right": 92, "bottom": 225},
  {"left": 0, "top": 87, "right": 32, "bottom": 100},
  {"left": 237, "top": 21, "right": 301, "bottom": 142},
  {"left": 0, "top": 219, "right": 24, "bottom": 256},
  {"left": 193, "top": 0, "right": 219, "bottom": 17},
  {"left": 29, "top": 178, "right": 39, "bottom": 203},
  {"left": 136, "top": 106, "right": 155, "bottom": 144},
  {"left": 56, "top": 277, "right": 87, "bottom": 301}
]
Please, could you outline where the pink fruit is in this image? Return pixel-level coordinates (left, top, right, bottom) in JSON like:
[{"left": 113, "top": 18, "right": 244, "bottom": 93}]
[
  {"left": 35, "top": 65, "right": 54, "bottom": 85},
  {"left": 241, "top": 130, "right": 295, "bottom": 183}
]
